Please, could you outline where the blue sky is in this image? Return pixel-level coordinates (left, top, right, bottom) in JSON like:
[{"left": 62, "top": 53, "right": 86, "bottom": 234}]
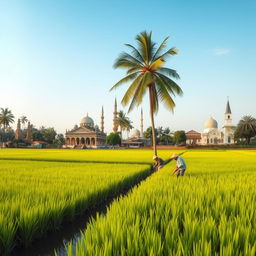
[{"left": 0, "top": 0, "right": 256, "bottom": 134}]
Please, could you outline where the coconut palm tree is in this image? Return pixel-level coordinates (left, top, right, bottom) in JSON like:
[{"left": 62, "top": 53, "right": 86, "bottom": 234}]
[
  {"left": 110, "top": 31, "right": 183, "bottom": 156},
  {"left": 235, "top": 115, "right": 256, "bottom": 144},
  {"left": 0, "top": 108, "right": 15, "bottom": 132},
  {"left": 20, "top": 115, "right": 28, "bottom": 129},
  {"left": 117, "top": 110, "right": 133, "bottom": 139}
]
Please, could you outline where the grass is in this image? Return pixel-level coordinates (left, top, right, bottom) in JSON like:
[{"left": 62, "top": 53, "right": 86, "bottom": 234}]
[
  {"left": 0, "top": 159, "right": 151, "bottom": 255},
  {"left": 0, "top": 148, "right": 175, "bottom": 164},
  {"left": 67, "top": 150, "right": 256, "bottom": 256}
]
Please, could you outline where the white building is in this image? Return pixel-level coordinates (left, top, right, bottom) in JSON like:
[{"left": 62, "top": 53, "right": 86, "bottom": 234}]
[{"left": 200, "top": 100, "right": 236, "bottom": 145}]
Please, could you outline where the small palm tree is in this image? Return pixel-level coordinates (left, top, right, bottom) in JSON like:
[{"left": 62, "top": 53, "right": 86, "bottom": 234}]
[
  {"left": 235, "top": 115, "right": 256, "bottom": 144},
  {"left": 117, "top": 110, "right": 133, "bottom": 139},
  {"left": 110, "top": 31, "right": 183, "bottom": 156},
  {"left": 20, "top": 116, "right": 28, "bottom": 129},
  {"left": 0, "top": 108, "right": 15, "bottom": 132}
]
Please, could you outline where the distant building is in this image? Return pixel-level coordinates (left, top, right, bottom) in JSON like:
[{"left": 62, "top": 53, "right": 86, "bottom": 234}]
[
  {"left": 65, "top": 109, "right": 106, "bottom": 149},
  {"left": 186, "top": 130, "right": 201, "bottom": 145},
  {"left": 187, "top": 100, "right": 236, "bottom": 145},
  {"left": 122, "top": 110, "right": 151, "bottom": 148}
]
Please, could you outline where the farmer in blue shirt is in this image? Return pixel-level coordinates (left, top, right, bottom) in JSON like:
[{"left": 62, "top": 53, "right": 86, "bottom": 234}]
[{"left": 171, "top": 153, "right": 186, "bottom": 177}]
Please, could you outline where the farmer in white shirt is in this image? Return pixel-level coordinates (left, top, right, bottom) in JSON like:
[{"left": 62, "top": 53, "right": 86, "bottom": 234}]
[{"left": 171, "top": 153, "right": 187, "bottom": 177}]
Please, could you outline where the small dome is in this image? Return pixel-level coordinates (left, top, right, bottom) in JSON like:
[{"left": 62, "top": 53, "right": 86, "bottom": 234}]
[
  {"left": 204, "top": 117, "right": 218, "bottom": 129},
  {"left": 80, "top": 113, "right": 94, "bottom": 127},
  {"left": 131, "top": 129, "right": 140, "bottom": 138}
]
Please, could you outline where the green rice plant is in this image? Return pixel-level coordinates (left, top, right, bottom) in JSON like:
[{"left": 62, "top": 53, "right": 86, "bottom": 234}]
[
  {"left": 0, "top": 159, "right": 151, "bottom": 255},
  {"left": 0, "top": 148, "right": 176, "bottom": 164},
  {"left": 67, "top": 151, "right": 256, "bottom": 256}
]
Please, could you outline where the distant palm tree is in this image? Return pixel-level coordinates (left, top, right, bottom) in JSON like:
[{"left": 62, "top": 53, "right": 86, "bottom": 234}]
[
  {"left": 110, "top": 31, "right": 183, "bottom": 156},
  {"left": 20, "top": 115, "right": 28, "bottom": 129},
  {"left": 0, "top": 108, "right": 15, "bottom": 132},
  {"left": 117, "top": 110, "right": 133, "bottom": 139},
  {"left": 235, "top": 115, "right": 256, "bottom": 144}
]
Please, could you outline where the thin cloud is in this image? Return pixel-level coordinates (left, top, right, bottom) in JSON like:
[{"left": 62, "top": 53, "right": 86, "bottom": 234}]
[{"left": 212, "top": 48, "right": 231, "bottom": 56}]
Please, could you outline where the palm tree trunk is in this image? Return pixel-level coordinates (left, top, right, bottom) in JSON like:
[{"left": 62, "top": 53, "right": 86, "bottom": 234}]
[{"left": 149, "top": 85, "right": 157, "bottom": 157}]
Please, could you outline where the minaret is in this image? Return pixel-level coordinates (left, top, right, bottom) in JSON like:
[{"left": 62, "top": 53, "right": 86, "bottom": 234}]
[
  {"left": 224, "top": 99, "right": 232, "bottom": 126},
  {"left": 26, "top": 122, "right": 33, "bottom": 143},
  {"left": 113, "top": 98, "right": 118, "bottom": 133},
  {"left": 15, "top": 119, "right": 21, "bottom": 140},
  {"left": 140, "top": 108, "right": 143, "bottom": 138},
  {"left": 101, "top": 106, "right": 104, "bottom": 133},
  {"left": 222, "top": 98, "right": 235, "bottom": 144}
]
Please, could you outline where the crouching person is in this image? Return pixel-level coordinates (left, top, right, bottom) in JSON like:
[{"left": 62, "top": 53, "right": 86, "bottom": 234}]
[
  {"left": 171, "top": 153, "right": 186, "bottom": 177},
  {"left": 153, "top": 155, "right": 165, "bottom": 171}
]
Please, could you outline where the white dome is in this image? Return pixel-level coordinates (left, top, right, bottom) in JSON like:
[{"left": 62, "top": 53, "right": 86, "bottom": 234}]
[
  {"left": 80, "top": 113, "right": 94, "bottom": 127},
  {"left": 131, "top": 129, "right": 140, "bottom": 138},
  {"left": 204, "top": 117, "right": 218, "bottom": 129}
]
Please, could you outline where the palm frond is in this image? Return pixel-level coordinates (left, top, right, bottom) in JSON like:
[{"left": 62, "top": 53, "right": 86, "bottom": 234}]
[
  {"left": 157, "top": 67, "right": 180, "bottom": 79},
  {"left": 136, "top": 31, "right": 156, "bottom": 64},
  {"left": 113, "top": 59, "right": 141, "bottom": 70},
  {"left": 121, "top": 74, "right": 143, "bottom": 106},
  {"left": 114, "top": 52, "right": 143, "bottom": 68},
  {"left": 110, "top": 72, "right": 140, "bottom": 91},
  {"left": 158, "top": 47, "right": 179, "bottom": 62},
  {"left": 155, "top": 76, "right": 176, "bottom": 111},
  {"left": 152, "top": 36, "right": 169, "bottom": 61},
  {"left": 124, "top": 44, "right": 145, "bottom": 64},
  {"left": 156, "top": 73, "right": 183, "bottom": 96}
]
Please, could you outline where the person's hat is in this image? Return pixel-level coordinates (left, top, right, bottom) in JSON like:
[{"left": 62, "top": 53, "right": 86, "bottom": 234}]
[
  {"left": 171, "top": 153, "right": 178, "bottom": 159},
  {"left": 153, "top": 155, "right": 157, "bottom": 160}
]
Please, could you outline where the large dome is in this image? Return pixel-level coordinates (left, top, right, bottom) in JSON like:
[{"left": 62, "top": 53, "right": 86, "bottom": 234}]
[
  {"left": 131, "top": 129, "right": 140, "bottom": 138},
  {"left": 204, "top": 117, "right": 218, "bottom": 129},
  {"left": 80, "top": 113, "right": 94, "bottom": 127}
]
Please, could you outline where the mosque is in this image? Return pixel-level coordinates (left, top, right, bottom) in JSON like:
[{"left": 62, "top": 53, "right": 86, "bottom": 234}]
[
  {"left": 186, "top": 100, "right": 236, "bottom": 145},
  {"left": 64, "top": 99, "right": 149, "bottom": 148}
]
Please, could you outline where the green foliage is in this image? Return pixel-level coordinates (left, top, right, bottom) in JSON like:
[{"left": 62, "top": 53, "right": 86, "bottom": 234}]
[
  {"left": 32, "top": 127, "right": 57, "bottom": 144},
  {"left": 143, "top": 127, "right": 158, "bottom": 140},
  {"left": 0, "top": 127, "right": 15, "bottom": 143},
  {"left": 106, "top": 132, "right": 121, "bottom": 146},
  {"left": 173, "top": 130, "right": 186, "bottom": 145},
  {"left": 0, "top": 108, "right": 15, "bottom": 131},
  {"left": 68, "top": 150, "right": 256, "bottom": 256},
  {"left": 235, "top": 115, "right": 256, "bottom": 144},
  {"left": 117, "top": 110, "right": 133, "bottom": 138},
  {"left": 53, "top": 134, "right": 65, "bottom": 146}
]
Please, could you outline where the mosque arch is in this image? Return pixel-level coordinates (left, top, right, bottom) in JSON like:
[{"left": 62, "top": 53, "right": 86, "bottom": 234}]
[
  {"left": 71, "top": 138, "right": 75, "bottom": 145},
  {"left": 81, "top": 138, "right": 85, "bottom": 144},
  {"left": 85, "top": 138, "right": 90, "bottom": 145},
  {"left": 66, "top": 137, "right": 70, "bottom": 145},
  {"left": 91, "top": 138, "right": 96, "bottom": 145},
  {"left": 76, "top": 138, "right": 80, "bottom": 145}
]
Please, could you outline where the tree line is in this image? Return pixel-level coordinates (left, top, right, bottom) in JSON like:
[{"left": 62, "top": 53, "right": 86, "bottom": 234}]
[{"left": 0, "top": 108, "right": 64, "bottom": 146}]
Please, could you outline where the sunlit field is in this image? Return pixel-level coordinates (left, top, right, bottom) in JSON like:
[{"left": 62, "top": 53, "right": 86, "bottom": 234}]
[
  {"left": 0, "top": 158, "right": 152, "bottom": 254},
  {"left": 67, "top": 150, "right": 256, "bottom": 256},
  {"left": 0, "top": 148, "right": 173, "bottom": 164}
]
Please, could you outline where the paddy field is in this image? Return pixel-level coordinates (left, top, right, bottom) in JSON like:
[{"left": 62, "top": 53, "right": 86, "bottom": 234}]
[{"left": 0, "top": 149, "right": 256, "bottom": 255}]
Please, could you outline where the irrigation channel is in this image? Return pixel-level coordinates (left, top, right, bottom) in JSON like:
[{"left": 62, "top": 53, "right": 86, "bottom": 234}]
[{"left": 11, "top": 162, "right": 159, "bottom": 256}]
